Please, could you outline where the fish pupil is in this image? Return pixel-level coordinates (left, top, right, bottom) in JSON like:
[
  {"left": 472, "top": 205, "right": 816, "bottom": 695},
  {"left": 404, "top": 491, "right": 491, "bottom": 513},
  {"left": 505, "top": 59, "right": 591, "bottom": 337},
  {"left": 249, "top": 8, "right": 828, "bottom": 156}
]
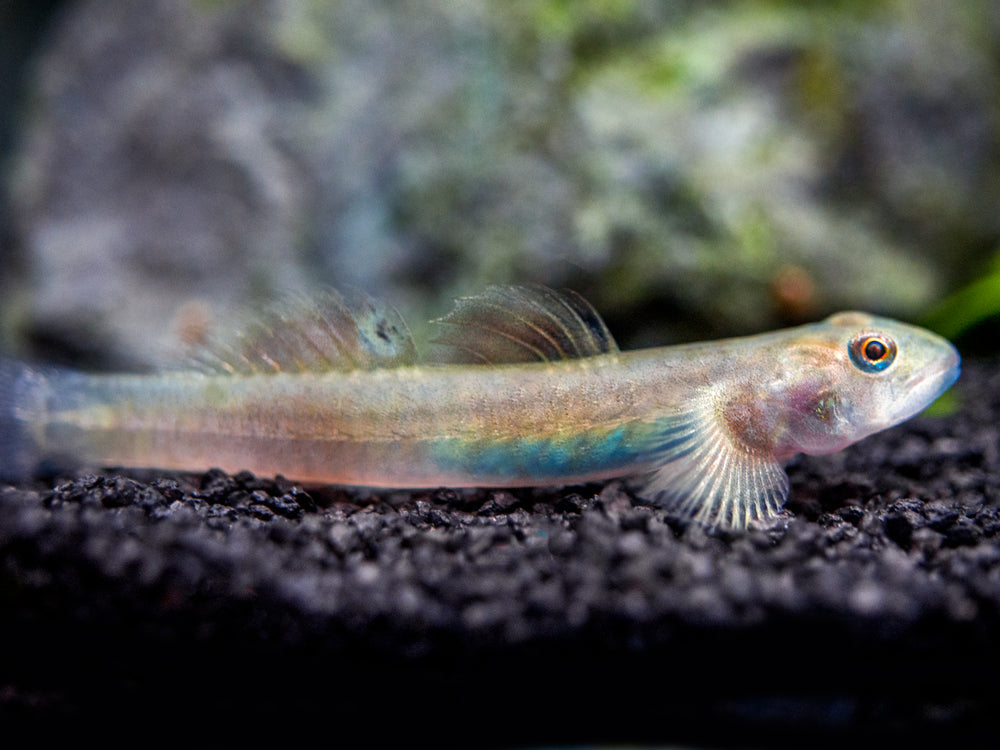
[{"left": 864, "top": 339, "right": 887, "bottom": 361}]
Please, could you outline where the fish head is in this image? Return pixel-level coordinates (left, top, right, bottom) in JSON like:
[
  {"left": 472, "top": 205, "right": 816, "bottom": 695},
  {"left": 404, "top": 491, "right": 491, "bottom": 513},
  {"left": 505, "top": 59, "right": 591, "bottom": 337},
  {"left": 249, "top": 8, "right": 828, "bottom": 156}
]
[{"left": 772, "top": 311, "right": 960, "bottom": 458}]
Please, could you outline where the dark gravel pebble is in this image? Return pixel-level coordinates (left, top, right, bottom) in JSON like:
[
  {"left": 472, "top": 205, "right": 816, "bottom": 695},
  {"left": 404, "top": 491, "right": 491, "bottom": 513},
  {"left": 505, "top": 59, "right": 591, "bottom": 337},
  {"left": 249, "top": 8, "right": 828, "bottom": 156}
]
[{"left": 2, "top": 360, "right": 1000, "bottom": 747}]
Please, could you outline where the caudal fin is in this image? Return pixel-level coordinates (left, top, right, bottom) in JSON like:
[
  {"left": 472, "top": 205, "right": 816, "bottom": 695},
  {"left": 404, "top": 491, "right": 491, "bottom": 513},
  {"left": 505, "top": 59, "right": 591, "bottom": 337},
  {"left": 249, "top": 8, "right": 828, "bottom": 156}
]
[{"left": 0, "top": 359, "right": 49, "bottom": 481}]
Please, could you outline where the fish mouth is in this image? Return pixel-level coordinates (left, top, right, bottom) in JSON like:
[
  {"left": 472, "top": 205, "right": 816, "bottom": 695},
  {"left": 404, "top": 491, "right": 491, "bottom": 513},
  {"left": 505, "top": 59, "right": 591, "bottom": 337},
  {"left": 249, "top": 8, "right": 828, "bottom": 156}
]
[{"left": 897, "top": 346, "right": 961, "bottom": 421}]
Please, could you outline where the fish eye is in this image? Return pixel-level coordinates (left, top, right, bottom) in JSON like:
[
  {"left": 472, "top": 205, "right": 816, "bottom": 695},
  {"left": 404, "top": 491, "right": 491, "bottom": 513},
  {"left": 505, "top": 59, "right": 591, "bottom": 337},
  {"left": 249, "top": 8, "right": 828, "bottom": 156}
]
[{"left": 848, "top": 333, "right": 897, "bottom": 373}]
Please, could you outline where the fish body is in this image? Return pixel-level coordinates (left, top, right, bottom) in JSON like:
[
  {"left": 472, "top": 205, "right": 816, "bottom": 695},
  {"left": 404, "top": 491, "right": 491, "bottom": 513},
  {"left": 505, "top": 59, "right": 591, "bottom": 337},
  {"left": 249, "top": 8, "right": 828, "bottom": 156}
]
[{"left": 0, "top": 286, "right": 960, "bottom": 527}]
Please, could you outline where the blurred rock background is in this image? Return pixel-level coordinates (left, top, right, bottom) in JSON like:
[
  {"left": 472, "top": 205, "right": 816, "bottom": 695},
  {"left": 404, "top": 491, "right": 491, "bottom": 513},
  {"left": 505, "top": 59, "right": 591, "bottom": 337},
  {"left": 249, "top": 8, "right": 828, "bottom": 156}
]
[{"left": 1, "top": 0, "right": 998, "bottom": 367}]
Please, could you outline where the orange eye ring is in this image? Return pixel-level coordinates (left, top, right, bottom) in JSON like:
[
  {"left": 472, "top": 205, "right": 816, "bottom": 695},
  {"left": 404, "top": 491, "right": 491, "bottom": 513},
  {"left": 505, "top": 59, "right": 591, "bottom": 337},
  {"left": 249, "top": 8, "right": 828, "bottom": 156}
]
[{"left": 849, "top": 333, "right": 897, "bottom": 372}]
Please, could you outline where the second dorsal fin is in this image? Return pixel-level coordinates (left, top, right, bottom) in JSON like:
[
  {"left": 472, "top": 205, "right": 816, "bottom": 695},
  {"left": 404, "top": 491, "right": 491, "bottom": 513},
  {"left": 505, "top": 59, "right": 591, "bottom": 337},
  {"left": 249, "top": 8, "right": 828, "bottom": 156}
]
[
  {"left": 191, "top": 288, "right": 417, "bottom": 375},
  {"left": 432, "top": 284, "right": 619, "bottom": 365}
]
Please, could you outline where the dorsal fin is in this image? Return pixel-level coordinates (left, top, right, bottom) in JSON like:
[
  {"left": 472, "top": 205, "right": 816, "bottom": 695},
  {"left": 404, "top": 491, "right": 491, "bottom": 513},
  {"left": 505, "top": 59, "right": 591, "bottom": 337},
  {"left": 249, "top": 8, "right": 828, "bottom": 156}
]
[
  {"left": 432, "top": 284, "right": 619, "bottom": 365},
  {"left": 190, "top": 288, "right": 417, "bottom": 375}
]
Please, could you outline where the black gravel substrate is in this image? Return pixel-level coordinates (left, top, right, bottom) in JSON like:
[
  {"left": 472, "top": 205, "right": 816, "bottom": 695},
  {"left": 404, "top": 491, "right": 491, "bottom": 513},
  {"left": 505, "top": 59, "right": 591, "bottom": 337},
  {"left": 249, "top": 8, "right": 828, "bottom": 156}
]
[{"left": 1, "top": 360, "right": 999, "bottom": 748}]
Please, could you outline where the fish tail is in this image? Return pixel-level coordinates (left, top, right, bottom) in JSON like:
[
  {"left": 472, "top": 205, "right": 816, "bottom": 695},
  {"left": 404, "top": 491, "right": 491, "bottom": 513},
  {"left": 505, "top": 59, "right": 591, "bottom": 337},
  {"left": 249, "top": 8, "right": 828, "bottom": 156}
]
[{"left": 0, "top": 358, "right": 59, "bottom": 481}]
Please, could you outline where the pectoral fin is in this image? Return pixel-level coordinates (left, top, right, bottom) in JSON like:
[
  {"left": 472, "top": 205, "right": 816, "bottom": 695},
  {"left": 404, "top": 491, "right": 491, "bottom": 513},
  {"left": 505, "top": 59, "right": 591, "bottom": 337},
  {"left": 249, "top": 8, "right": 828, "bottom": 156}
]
[{"left": 637, "top": 390, "right": 789, "bottom": 528}]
